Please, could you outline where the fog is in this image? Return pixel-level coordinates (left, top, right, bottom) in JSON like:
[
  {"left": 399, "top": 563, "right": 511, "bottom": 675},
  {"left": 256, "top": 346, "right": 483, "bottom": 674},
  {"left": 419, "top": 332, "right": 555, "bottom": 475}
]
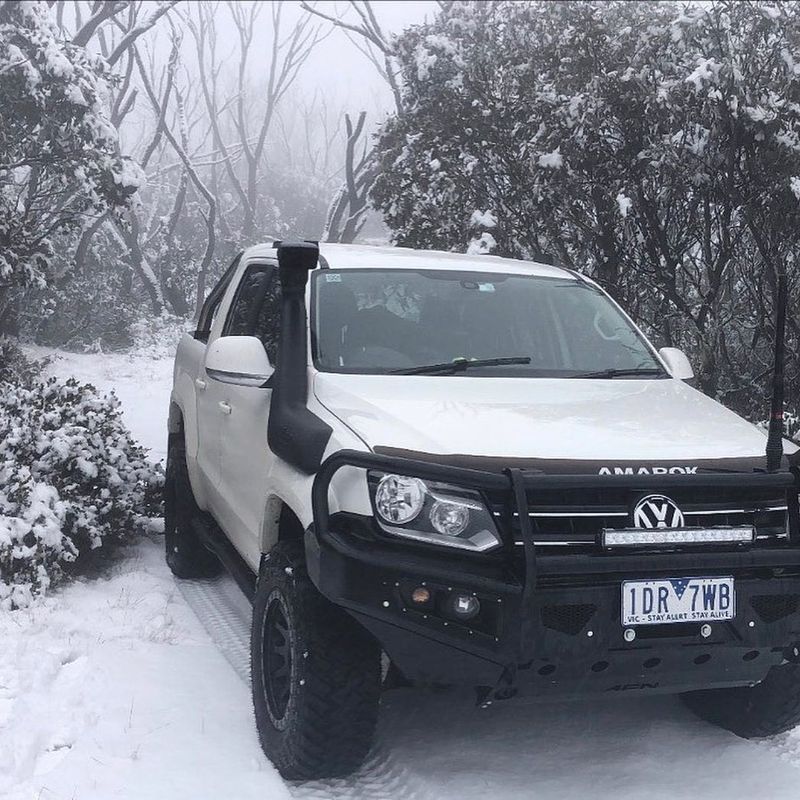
[
  {"left": 268, "top": 1, "right": 436, "bottom": 107},
  {"left": 112, "top": 1, "right": 435, "bottom": 158}
]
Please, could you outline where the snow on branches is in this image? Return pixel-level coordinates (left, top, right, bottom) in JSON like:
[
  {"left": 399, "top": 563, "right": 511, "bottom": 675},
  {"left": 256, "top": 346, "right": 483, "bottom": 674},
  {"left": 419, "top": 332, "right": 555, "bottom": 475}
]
[
  {"left": 0, "top": 1, "right": 136, "bottom": 297},
  {"left": 0, "top": 340, "right": 162, "bottom": 608}
]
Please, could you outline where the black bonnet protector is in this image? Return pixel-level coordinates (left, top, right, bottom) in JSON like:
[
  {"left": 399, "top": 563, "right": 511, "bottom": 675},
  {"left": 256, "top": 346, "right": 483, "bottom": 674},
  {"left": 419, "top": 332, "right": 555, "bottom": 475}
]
[
  {"left": 267, "top": 241, "right": 332, "bottom": 475},
  {"left": 372, "top": 448, "right": 798, "bottom": 476},
  {"left": 310, "top": 448, "right": 800, "bottom": 684}
]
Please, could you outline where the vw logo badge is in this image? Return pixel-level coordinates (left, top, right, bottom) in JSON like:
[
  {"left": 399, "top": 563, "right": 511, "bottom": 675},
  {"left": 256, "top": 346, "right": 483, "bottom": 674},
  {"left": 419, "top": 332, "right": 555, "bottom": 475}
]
[{"left": 632, "top": 494, "right": 685, "bottom": 529}]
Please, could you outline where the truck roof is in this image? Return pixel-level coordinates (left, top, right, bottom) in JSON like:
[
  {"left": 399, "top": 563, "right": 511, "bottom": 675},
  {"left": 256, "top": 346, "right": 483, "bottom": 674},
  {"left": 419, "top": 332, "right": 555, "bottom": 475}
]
[{"left": 243, "top": 242, "right": 576, "bottom": 280}]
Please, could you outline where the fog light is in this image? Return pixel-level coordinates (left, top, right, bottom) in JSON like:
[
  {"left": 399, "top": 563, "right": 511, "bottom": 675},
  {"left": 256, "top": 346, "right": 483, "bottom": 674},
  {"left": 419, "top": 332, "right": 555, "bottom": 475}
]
[
  {"left": 411, "top": 586, "right": 431, "bottom": 605},
  {"left": 446, "top": 592, "right": 480, "bottom": 620}
]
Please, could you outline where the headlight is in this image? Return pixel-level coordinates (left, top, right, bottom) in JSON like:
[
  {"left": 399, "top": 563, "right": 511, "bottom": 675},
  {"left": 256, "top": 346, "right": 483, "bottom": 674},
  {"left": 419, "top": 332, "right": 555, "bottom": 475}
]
[
  {"left": 374, "top": 474, "right": 425, "bottom": 523},
  {"left": 370, "top": 472, "right": 501, "bottom": 553}
]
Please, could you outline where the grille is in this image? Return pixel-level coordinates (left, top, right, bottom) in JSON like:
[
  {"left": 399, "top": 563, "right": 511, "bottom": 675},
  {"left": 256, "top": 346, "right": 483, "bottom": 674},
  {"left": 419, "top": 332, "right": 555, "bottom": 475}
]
[
  {"left": 750, "top": 594, "right": 800, "bottom": 623},
  {"left": 489, "top": 484, "right": 788, "bottom": 551},
  {"left": 541, "top": 603, "right": 597, "bottom": 635}
]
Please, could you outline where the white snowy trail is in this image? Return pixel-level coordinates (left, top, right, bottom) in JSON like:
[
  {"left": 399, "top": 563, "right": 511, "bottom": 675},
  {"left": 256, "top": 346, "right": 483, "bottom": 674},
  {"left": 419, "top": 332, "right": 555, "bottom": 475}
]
[
  {"left": 8, "top": 345, "right": 800, "bottom": 800},
  {"left": 177, "top": 565, "right": 800, "bottom": 800},
  {"left": 176, "top": 573, "right": 434, "bottom": 800}
]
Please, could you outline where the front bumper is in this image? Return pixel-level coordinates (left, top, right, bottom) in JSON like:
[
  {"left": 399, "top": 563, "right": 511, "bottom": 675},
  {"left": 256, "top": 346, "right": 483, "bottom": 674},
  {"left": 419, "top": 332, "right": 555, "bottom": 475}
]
[{"left": 307, "top": 450, "right": 800, "bottom": 698}]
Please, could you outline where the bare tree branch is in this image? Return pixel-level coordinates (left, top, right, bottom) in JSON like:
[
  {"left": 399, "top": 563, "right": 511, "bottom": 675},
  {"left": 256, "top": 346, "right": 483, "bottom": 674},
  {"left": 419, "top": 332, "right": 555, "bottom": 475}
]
[
  {"left": 73, "top": 0, "right": 127, "bottom": 46},
  {"left": 134, "top": 42, "right": 217, "bottom": 317},
  {"left": 323, "top": 111, "right": 375, "bottom": 243},
  {"left": 107, "top": 0, "right": 179, "bottom": 66},
  {"left": 301, "top": 0, "right": 403, "bottom": 113}
]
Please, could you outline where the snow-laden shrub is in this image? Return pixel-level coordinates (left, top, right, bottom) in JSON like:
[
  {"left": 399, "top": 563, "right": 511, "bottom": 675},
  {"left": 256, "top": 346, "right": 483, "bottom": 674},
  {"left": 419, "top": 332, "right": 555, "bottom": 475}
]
[
  {"left": 128, "top": 315, "right": 190, "bottom": 360},
  {"left": 20, "top": 270, "right": 140, "bottom": 353},
  {"left": 0, "top": 363, "right": 162, "bottom": 608},
  {"left": 0, "top": 337, "right": 45, "bottom": 385},
  {"left": 787, "top": 410, "right": 800, "bottom": 442}
]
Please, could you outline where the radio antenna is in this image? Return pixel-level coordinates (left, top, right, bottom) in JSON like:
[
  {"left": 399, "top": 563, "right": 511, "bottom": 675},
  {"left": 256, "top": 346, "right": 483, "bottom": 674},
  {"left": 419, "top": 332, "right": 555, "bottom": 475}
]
[{"left": 766, "top": 269, "right": 788, "bottom": 472}]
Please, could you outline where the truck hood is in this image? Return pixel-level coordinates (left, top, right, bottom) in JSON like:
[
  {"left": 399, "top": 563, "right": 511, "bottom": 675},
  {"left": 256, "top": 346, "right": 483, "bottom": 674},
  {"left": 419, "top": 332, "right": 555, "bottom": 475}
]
[{"left": 313, "top": 373, "right": 797, "bottom": 469}]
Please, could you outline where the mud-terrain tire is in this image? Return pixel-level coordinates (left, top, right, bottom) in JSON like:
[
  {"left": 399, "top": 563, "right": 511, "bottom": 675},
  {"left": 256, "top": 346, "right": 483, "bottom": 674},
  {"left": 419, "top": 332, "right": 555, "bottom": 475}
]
[
  {"left": 683, "top": 662, "right": 800, "bottom": 738},
  {"left": 164, "top": 436, "right": 222, "bottom": 579},
  {"left": 251, "top": 539, "right": 381, "bottom": 779}
]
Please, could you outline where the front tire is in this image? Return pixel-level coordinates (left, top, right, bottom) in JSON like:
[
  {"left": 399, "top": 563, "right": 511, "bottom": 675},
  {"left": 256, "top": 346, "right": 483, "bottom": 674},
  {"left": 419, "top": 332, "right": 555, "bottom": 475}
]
[
  {"left": 683, "top": 661, "right": 800, "bottom": 738},
  {"left": 251, "top": 540, "right": 381, "bottom": 779},
  {"left": 164, "top": 435, "right": 222, "bottom": 579}
]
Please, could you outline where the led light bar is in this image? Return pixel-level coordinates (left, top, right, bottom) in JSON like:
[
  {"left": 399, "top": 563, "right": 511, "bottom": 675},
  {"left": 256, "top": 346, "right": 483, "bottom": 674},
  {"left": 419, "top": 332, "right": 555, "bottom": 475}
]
[{"left": 602, "top": 526, "right": 755, "bottom": 548}]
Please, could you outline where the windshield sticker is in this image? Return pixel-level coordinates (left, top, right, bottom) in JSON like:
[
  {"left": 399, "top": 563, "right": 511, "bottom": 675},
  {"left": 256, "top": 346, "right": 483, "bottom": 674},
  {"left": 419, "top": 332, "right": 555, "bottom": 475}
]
[
  {"left": 478, "top": 283, "right": 496, "bottom": 292},
  {"left": 325, "top": 273, "right": 342, "bottom": 282}
]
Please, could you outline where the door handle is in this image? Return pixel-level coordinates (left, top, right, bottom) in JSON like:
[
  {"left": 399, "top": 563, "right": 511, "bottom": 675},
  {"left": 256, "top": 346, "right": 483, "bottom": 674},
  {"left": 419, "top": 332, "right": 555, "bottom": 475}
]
[
  {"left": 195, "top": 378, "right": 207, "bottom": 390},
  {"left": 218, "top": 401, "right": 232, "bottom": 415}
]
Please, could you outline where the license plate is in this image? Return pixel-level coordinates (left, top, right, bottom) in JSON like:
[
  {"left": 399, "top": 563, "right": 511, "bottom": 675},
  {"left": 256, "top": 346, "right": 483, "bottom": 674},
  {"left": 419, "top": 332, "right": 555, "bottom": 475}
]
[{"left": 621, "top": 576, "right": 735, "bottom": 626}]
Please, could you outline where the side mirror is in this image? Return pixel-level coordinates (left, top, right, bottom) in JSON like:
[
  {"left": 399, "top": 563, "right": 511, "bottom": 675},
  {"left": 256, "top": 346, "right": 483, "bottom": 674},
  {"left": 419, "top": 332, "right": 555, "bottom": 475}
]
[
  {"left": 205, "top": 336, "right": 274, "bottom": 387},
  {"left": 658, "top": 347, "right": 694, "bottom": 380}
]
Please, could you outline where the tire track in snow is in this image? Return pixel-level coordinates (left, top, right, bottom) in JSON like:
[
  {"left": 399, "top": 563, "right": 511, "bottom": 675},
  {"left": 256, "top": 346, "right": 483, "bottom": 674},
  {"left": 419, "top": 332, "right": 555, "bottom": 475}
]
[
  {"left": 177, "top": 575, "right": 435, "bottom": 800},
  {"left": 177, "top": 575, "right": 251, "bottom": 683}
]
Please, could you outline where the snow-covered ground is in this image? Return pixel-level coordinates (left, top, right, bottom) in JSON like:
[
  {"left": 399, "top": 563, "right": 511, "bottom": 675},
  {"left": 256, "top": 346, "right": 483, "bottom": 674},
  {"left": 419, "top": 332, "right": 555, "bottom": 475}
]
[
  {"left": 0, "top": 538, "right": 290, "bottom": 800},
  {"left": 6, "top": 342, "right": 800, "bottom": 799}
]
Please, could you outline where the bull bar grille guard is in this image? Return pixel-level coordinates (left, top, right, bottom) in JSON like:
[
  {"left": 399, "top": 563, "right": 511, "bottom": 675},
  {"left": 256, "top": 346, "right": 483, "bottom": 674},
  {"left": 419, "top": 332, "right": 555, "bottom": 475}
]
[{"left": 311, "top": 450, "right": 800, "bottom": 668}]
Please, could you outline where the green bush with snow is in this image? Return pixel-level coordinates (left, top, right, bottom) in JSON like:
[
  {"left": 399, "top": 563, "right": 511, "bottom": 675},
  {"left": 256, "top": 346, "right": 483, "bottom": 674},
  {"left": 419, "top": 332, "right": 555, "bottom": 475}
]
[{"left": 0, "top": 341, "right": 162, "bottom": 608}]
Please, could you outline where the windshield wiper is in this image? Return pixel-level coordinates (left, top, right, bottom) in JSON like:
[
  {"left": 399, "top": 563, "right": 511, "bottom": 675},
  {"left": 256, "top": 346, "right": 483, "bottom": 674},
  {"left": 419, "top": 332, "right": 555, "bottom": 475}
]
[
  {"left": 568, "top": 367, "right": 666, "bottom": 379},
  {"left": 391, "top": 356, "right": 532, "bottom": 376}
]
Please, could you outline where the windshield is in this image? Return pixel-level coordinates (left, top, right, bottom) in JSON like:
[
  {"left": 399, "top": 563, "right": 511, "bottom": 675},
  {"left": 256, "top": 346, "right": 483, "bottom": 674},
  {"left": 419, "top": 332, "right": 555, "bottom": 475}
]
[{"left": 311, "top": 269, "right": 664, "bottom": 377}]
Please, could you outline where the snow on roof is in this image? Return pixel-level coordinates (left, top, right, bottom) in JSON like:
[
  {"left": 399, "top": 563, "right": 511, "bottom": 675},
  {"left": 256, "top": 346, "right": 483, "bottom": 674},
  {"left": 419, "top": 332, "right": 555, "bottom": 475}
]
[{"left": 243, "top": 242, "right": 575, "bottom": 280}]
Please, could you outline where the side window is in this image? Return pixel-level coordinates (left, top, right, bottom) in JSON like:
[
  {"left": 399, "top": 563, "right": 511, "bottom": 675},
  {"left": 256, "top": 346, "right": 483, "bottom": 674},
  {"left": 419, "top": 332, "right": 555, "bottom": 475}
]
[
  {"left": 195, "top": 252, "right": 242, "bottom": 343},
  {"left": 225, "top": 266, "right": 270, "bottom": 336},
  {"left": 224, "top": 263, "right": 281, "bottom": 364},
  {"left": 254, "top": 271, "right": 281, "bottom": 365}
]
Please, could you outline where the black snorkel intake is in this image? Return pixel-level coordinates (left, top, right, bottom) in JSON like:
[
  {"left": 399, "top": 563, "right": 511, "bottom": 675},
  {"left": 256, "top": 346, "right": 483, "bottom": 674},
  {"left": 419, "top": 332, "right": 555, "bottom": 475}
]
[
  {"left": 766, "top": 270, "right": 788, "bottom": 473},
  {"left": 267, "top": 241, "right": 332, "bottom": 475}
]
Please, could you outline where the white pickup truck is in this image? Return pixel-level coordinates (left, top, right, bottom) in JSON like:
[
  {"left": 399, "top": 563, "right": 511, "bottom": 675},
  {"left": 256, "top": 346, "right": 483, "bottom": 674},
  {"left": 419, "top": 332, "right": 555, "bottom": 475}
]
[{"left": 166, "top": 240, "right": 800, "bottom": 779}]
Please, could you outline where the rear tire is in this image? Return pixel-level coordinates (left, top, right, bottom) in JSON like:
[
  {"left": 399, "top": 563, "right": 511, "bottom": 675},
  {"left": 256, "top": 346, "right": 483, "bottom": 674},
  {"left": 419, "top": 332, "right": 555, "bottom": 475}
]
[
  {"left": 251, "top": 540, "right": 381, "bottom": 779},
  {"left": 683, "top": 661, "right": 800, "bottom": 738},
  {"left": 164, "top": 435, "right": 222, "bottom": 579}
]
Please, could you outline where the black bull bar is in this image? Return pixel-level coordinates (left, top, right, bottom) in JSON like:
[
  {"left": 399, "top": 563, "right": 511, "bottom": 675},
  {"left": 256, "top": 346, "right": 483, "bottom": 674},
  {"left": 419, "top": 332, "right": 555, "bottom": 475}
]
[{"left": 310, "top": 450, "right": 800, "bottom": 682}]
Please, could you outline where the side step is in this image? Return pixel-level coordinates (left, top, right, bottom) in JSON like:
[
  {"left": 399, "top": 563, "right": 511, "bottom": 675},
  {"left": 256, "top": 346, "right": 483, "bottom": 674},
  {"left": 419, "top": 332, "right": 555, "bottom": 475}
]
[{"left": 191, "top": 514, "right": 257, "bottom": 603}]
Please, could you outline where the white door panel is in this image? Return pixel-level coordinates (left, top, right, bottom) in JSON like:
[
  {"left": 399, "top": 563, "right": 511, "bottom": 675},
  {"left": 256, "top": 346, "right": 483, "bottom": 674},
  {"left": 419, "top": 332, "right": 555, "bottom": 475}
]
[
  {"left": 196, "top": 366, "right": 227, "bottom": 511},
  {"left": 211, "top": 259, "right": 281, "bottom": 566},
  {"left": 216, "top": 385, "right": 273, "bottom": 567}
]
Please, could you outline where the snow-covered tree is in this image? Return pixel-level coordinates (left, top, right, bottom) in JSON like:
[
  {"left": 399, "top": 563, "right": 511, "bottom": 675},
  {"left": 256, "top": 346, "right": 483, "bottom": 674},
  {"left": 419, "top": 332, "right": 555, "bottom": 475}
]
[
  {"left": 372, "top": 0, "right": 800, "bottom": 417},
  {"left": 0, "top": 0, "right": 137, "bottom": 330}
]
